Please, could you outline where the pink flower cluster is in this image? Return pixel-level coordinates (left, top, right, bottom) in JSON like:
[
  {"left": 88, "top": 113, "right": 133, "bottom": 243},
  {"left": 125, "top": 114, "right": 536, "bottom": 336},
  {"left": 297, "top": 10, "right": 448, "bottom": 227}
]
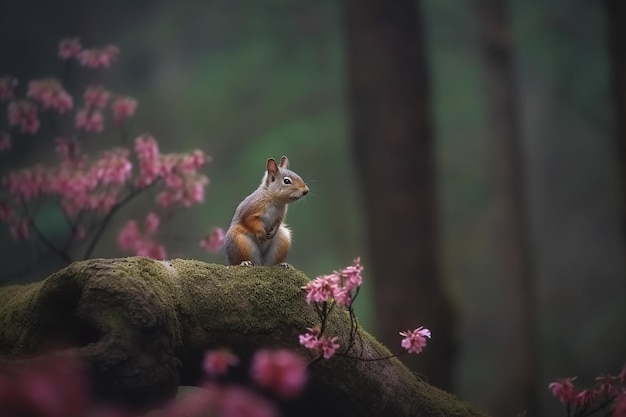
[
  {"left": 200, "top": 227, "right": 225, "bottom": 253},
  {"left": 117, "top": 212, "right": 166, "bottom": 260},
  {"left": 4, "top": 139, "right": 130, "bottom": 212},
  {"left": 299, "top": 327, "right": 340, "bottom": 359},
  {"left": 0, "top": 132, "right": 11, "bottom": 152},
  {"left": 549, "top": 364, "right": 626, "bottom": 413},
  {"left": 0, "top": 354, "right": 89, "bottom": 417},
  {"left": 167, "top": 348, "right": 308, "bottom": 417},
  {"left": 27, "top": 79, "right": 73, "bottom": 113},
  {"left": 58, "top": 38, "right": 119, "bottom": 69},
  {"left": 302, "top": 257, "right": 363, "bottom": 307},
  {"left": 112, "top": 96, "right": 137, "bottom": 126},
  {"left": 203, "top": 348, "right": 240, "bottom": 378},
  {"left": 134, "top": 134, "right": 210, "bottom": 207},
  {"left": 399, "top": 326, "right": 431, "bottom": 354}
]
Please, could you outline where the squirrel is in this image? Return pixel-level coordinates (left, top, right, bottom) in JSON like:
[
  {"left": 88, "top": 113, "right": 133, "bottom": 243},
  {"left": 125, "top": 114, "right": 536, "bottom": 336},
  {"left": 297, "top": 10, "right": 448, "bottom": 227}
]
[{"left": 224, "top": 155, "right": 309, "bottom": 267}]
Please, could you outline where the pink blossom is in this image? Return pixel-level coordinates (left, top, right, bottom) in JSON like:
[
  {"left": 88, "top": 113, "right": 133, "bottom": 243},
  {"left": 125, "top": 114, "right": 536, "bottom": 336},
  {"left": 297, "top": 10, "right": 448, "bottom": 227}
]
[
  {"left": 202, "top": 349, "right": 240, "bottom": 378},
  {"left": 8, "top": 100, "right": 40, "bottom": 134},
  {"left": 112, "top": 96, "right": 137, "bottom": 126},
  {"left": 298, "top": 328, "right": 320, "bottom": 350},
  {"left": 250, "top": 349, "right": 307, "bottom": 399},
  {"left": 27, "top": 79, "right": 73, "bottom": 113},
  {"left": 135, "top": 134, "right": 161, "bottom": 187},
  {"left": 399, "top": 326, "right": 431, "bottom": 354},
  {"left": 117, "top": 215, "right": 167, "bottom": 260},
  {"left": 339, "top": 257, "right": 363, "bottom": 291},
  {"left": 200, "top": 227, "right": 225, "bottom": 253},
  {"left": 548, "top": 377, "right": 577, "bottom": 405},
  {"left": 575, "top": 389, "right": 596, "bottom": 407},
  {"left": 0, "top": 132, "right": 11, "bottom": 152},
  {"left": 595, "top": 374, "right": 620, "bottom": 398},
  {"left": 84, "top": 86, "right": 110, "bottom": 109},
  {"left": 58, "top": 38, "right": 82, "bottom": 59},
  {"left": 319, "top": 335, "right": 340, "bottom": 359},
  {"left": 4, "top": 165, "right": 46, "bottom": 201},
  {"left": 302, "top": 274, "right": 338, "bottom": 304},
  {"left": 90, "top": 148, "right": 131, "bottom": 185},
  {"left": 0, "top": 76, "right": 17, "bottom": 101},
  {"left": 77, "top": 45, "right": 119, "bottom": 68},
  {"left": 117, "top": 220, "right": 141, "bottom": 251},
  {"left": 75, "top": 109, "right": 104, "bottom": 132}
]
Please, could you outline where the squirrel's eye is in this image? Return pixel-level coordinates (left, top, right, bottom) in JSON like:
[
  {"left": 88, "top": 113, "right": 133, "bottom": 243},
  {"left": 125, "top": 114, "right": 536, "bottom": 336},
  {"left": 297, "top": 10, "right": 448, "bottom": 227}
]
[{"left": 283, "top": 177, "right": 292, "bottom": 185}]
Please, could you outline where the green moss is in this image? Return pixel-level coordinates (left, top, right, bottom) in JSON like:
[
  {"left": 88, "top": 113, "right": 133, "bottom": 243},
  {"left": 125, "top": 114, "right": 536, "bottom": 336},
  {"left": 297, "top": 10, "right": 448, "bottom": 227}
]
[{"left": 0, "top": 257, "right": 489, "bottom": 416}]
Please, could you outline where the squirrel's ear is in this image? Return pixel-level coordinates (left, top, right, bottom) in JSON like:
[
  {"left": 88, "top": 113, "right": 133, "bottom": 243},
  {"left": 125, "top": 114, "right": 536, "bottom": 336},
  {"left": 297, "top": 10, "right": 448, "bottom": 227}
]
[
  {"left": 279, "top": 156, "right": 289, "bottom": 169},
  {"left": 266, "top": 158, "right": 279, "bottom": 181}
]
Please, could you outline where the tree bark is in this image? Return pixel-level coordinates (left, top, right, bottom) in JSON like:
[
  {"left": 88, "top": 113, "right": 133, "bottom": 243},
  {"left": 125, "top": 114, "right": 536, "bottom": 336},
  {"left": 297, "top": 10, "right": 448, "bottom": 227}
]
[
  {"left": 340, "top": 0, "right": 456, "bottom": 390},
  {"left": 473, "top": 0, "right": 538, "bottom": 415},
  {"left": 0, "top": 257, "right": 487, "bottom": 417}
]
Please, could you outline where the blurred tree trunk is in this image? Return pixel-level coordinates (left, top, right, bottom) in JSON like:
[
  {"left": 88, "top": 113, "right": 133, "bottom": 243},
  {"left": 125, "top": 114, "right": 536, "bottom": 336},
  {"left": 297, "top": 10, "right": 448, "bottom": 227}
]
[
  {"left": 604, "top": 0, "right": 626, "bottom": 246},
  {"left": 340, "top": 0, "right": 456, "bottom": 390},
  {"left": 473, "top": 0, "right": 538, "bottom": 416}
]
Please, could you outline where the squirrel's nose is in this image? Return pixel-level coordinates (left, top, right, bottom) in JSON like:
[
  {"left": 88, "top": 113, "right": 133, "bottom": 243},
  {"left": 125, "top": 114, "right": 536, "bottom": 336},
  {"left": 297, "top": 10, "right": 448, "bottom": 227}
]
[{"left": 302, "top": 188, "right": 309, "bottom": 196}]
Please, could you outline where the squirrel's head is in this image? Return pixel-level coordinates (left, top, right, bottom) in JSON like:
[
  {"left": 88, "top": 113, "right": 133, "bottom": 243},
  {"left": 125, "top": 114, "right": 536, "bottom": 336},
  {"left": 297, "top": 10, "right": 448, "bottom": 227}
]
[{"left": 263, "top": 155, "right": 309, "bottom": 203}]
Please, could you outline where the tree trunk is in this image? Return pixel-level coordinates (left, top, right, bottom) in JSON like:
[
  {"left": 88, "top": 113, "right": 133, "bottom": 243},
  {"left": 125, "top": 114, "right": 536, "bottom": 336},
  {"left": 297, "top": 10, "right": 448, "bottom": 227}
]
[
  {"left": 340, "top": 0, "right": 456, "bottom": 390},
  {"left": 473, "top": 0, "right": 538, "bottom": 415},
  {"left": 604, "top": 0, "right": 626, "bottom": 246}
]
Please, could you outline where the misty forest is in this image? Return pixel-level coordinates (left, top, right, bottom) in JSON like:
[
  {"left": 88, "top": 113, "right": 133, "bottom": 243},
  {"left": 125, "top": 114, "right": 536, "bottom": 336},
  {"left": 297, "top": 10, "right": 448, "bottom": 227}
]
[{"left": 0, "top": 1, "right": 624, "bottom": 417}]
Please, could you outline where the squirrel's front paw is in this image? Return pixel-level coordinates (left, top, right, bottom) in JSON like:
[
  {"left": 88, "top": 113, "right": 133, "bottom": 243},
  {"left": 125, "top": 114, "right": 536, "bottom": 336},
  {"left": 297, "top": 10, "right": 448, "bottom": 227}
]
[
  {"left": 277, "top": 262, "right": 294, "bottom": 269},
  {"left": 240, "top": 260, "right": 254, "bottom": 266}
]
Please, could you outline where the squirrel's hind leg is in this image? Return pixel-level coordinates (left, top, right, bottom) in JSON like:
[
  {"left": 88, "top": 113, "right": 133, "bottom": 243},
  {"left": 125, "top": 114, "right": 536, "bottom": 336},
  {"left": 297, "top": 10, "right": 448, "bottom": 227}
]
[{"left": 224, "top": 226, "right": 263, "bottom": 266}]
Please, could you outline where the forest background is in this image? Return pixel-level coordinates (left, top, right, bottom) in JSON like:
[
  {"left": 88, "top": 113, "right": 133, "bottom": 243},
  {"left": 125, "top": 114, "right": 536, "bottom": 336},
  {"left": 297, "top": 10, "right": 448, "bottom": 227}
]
[{"left": 0, "top": 1, "right": 624, "bottom": 417}]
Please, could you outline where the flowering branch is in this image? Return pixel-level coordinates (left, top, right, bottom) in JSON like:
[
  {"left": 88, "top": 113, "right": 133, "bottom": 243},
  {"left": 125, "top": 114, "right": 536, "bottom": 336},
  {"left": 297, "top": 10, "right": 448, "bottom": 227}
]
[
  {"left": 299, "top": 258, "right": 431, "bottom": 364},
  {"left": 0, "top": 38, "right": 224, "bottom": 277},
  {"left": 548, "top": 365, "right": 626, "bottom": 417}
]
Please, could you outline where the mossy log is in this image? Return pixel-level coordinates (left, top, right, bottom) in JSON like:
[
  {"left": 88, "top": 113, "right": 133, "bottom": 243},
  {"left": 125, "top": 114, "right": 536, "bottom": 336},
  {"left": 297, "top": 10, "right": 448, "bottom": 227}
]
[{"left": 0, "top": 257, "right": 487, "bottom": 417}]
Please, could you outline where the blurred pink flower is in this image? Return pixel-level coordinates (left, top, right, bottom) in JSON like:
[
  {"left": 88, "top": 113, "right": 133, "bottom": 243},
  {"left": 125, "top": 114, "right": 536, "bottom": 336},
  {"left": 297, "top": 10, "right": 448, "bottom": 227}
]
[
  {"left": 58, "top": 38, "right": 82, "bottom": 60},
  {"left": 8, "top": 100, "right": 40, "bottom": 134},
  {"left": 27, "top": 79, "right": 73, "bottom": 113},
  {"left": 250, "top": 349, "right": 307, "bottom": 399},
  {"left": 202, "top": 349, "right": 240, "bottom": 378},
  {"left": 75, "top": 109, "right": 104, "bottom": 132},
  {"left": 0, "top": 132, "right": 11, "bottom": 152},
  {"left": 112, "top": 96, "right": 137, "bottom": 126},
  {"left": 200, "top": 227, "right": 225, "bottom": 253},
  {"left": 77, "top": 45, "right": 119, "bottom": 68},
  {"left": 548, "top": 377, "right": 577, "bottom": 405},
  {"left": 84, "top": 86, "right": 111, "bottom": 109},
  {"left": 0, "top": 76, "right": 17, "bottom": 101},
  {"left": 117, "top": 213, "right": 167, "bottom": 260},
  {"left": 0, "top": 354, "right": 90, "bottom": 417},
  {"left": 399, "top": 326, "right": 431, "bottom": 354},
  {"left": 575, "top": 389, "right": 596, "bottom": 407}
]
